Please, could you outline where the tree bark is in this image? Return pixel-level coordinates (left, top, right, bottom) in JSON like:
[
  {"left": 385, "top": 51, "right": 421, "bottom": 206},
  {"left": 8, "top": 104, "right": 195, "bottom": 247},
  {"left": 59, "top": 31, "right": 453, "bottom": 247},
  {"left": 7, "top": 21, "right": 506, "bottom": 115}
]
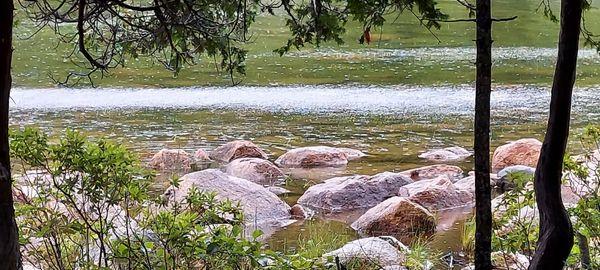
[
  {"left": 0, "top": 0, "right": 21, "bottom": 269},
  {"left": 577, "top": 232, "right": 591, "bottom": 269},
  {"left": 474, "top": 0, "right": 492, "bottom": 269},
  {"left": 528, "top": 0, "right": 581, "bottom": 269}
]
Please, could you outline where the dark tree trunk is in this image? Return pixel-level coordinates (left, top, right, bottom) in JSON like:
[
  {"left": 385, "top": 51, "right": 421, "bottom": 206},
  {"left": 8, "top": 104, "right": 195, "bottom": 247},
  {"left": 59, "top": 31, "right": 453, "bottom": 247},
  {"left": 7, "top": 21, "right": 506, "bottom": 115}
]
[
  {"left": 577, "top": 232, "right": 591, "bottom": 269},
  {"left": 528, "top": 0, "right": 581, "bottom": 269},
  {"left": 0, "top": 0, "right": 21, "bottom": 269},
  {"left": 474, "top": 0, "right": 492, "bottom": 269}
]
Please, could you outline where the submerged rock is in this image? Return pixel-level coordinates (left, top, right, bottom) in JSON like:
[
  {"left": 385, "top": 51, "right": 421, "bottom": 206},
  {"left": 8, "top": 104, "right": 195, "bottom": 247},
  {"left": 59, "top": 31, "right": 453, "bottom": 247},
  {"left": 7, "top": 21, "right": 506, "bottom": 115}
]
[
  {"left": 399, "top": 164, "right": 464, "bottom": 182},
  {"left": 282, "top": 166, "right": 348, "bottom": 183},
  {"left": 418, "top": 146, "right": 472, "bottom": 162},
  {"left": 163, "top": 169, "right": 292, "bottom": 229},
  {"left": 275, "top": 146, "right": 364, "bottom": 167},
  {"left": 224, "top": 158, "right": 285, "bottom": 185},
  {"left": 297, "top": 172, "right": 413, "bottom": 212},
  {"left": 209, "top": 140, "right": 268, "bottom": 163},
  {"left": 323, "top": 236, "right": 409, "bottom": 269},
  {"left": 351, "top": 197, "right": 436, "bottom": 242},
  {"left": 492, "top": 138, "right": 542, "bottom": 172},
  {"left": 398, "top": 176, "right": 474, "bottom": 211},
  {"left": 149, "top": 149, "right": 192, "bottom": 171}
]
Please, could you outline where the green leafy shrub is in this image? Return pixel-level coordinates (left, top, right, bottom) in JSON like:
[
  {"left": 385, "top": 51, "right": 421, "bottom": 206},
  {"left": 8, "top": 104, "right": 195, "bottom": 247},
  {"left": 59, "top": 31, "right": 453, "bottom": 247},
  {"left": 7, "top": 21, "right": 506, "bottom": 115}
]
[
  {"left": 563, "top": 125, "right": 600, "bottom": 269},
  {"left": 11, "top": 128, "right": 269, "bottom": 269},
  {"left": 488, "top": 125, "right": 600, "bottom": 269}
]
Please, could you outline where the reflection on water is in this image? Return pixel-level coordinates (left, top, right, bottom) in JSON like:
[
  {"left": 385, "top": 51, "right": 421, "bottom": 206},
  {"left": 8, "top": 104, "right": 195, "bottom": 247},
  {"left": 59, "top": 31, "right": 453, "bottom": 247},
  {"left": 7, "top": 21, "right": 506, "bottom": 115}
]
[
  {"left": 9, "top": 85, "right": 600, "bottom": 259},
  {"left": 282, "top": 47, "right": 600, "bottom": 63},
  {"left": 9, "top": 85, "right": 600, "bottom": 116}
]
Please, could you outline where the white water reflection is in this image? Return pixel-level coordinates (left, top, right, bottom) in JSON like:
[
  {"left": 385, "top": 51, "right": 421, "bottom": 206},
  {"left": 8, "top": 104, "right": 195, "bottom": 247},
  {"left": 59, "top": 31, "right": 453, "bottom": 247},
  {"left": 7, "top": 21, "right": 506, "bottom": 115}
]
[
  {"left": 10, "top": 85, "right": 600, "bottom": 117},
  {"left": 279, "top": 47, "right": 600, "bottom": 63}
]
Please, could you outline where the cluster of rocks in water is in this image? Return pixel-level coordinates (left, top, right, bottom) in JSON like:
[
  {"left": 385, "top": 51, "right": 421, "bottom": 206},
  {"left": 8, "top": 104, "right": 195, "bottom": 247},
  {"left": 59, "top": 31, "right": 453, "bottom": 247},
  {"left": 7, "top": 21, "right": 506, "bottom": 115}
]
[
  {"left": 141, "top": 137, "right": 595, "bottom": 269},
  {"left": 13, "top": 133, "right": 595, "bottom": 269}
]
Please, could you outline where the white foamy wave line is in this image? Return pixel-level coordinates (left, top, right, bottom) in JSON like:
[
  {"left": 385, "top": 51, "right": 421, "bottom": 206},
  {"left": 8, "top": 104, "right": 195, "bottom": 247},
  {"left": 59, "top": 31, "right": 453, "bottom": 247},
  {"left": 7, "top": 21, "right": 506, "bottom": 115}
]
[
  {"left": 9, "top": 85, "right": 600, "bottom": 116},
  {"left": 271, "top": 47, "right": 600, "bottom": 62}
]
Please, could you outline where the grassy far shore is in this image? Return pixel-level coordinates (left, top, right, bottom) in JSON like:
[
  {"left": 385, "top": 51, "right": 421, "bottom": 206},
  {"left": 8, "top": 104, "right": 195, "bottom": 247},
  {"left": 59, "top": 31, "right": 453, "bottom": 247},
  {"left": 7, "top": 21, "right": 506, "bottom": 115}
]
[{"left": 11, "top": 0, "right": 600, "bottom": 88}]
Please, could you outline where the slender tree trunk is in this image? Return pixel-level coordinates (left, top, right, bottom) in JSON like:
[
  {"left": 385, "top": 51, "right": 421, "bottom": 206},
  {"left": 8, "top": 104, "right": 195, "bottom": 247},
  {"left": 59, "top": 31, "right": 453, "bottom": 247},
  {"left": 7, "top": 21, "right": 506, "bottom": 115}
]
[
  {"left": 528, "top": 0, "right": 581, "bottom": 268},
  {"left": 577, "top": 232, "right": 591, "bottom": 269},
  {"left": 0, "top": 1, "right": 21, "bottom": 269},
  {"left": 474, "top": 0, "right": 492, "bottom": 269}
]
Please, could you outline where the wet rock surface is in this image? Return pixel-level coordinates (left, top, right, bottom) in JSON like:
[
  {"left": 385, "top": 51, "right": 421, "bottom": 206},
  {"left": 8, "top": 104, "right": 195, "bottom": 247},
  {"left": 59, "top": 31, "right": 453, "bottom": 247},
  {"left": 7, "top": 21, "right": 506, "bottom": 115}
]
[{"left": 297, "top": 172, "right": 413, "bottom": 212}]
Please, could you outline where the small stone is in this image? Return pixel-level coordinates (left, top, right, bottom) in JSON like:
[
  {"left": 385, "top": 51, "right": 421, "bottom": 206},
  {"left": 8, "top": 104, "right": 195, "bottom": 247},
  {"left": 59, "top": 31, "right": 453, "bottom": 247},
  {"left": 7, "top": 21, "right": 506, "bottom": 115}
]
[{"left": 290, "top": 204, "right": 312, "bottom": 219}]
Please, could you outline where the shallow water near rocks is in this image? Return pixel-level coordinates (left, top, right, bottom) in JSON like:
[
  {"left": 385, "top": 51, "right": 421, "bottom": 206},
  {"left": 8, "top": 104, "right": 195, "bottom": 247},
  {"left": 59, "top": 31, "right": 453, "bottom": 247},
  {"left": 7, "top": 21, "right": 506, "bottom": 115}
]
[{"left": 9, "top": 85, "right": 600, "bottom": 264}]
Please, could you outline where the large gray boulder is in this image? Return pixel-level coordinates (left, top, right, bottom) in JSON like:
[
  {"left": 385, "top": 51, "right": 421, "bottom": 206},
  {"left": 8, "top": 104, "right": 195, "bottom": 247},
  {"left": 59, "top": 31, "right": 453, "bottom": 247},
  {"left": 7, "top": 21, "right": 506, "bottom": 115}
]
[
  {"left": 209, "top": 140, "right": 268, "bottom": 163},
  {"left": 163, "top": 169, "right": 292, "bottom": 229},
  {"left": 297, "top": 172, "right": 413, "bottom": 212},
  {"left": 399, "top": 164, "right": 464, "bottom": 182},
  {"left": 323, "top": 236, "right": 409, "bottom": 269},
  {"left": 398, "top": 176, "right": 474, "bottom": 211},
  {"left": 275, "top": 146, "right": 365, "bottom": 167},
  {"left": 418, "top": 146, "right": 472, "bottom": 162},
  {"left": 224, "top": 158, "right": 285, "bottom": 185},
  {"left": 351, "top": 197, "right": 436, "bottom": 243}
]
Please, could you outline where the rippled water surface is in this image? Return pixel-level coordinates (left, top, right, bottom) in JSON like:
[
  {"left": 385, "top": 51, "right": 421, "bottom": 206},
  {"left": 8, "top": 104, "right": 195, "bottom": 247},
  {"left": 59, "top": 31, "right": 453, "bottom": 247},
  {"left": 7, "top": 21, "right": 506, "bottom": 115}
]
[{"left": 9, "top": 85, "right": 600, "bottom": 261}]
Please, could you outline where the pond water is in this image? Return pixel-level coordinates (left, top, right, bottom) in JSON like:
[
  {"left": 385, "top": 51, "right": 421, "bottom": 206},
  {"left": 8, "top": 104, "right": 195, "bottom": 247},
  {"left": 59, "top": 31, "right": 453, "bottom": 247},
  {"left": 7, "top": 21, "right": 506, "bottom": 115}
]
[{"left": 9, "top": 85, "right": 600, "bottom": 264}]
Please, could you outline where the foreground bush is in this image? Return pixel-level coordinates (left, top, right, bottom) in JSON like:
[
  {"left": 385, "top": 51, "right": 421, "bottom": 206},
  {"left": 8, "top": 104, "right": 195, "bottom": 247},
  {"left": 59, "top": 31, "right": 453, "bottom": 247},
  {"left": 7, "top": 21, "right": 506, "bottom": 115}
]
[
  {"left": 487, "top": 125, "right": 600, "bottom": 269},
  {"left": 11, "top": 128, "right": 286, "bottom": 269}
]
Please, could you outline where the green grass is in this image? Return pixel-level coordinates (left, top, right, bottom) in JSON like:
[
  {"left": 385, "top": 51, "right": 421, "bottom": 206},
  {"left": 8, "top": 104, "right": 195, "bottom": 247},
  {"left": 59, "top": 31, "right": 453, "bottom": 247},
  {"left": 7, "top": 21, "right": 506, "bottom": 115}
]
[
  {"left": 276, "top": 220, "right": 354, "bottom": 259},
  {"left": 11, "top": 0, "right": 600, "bottom": 87}
]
